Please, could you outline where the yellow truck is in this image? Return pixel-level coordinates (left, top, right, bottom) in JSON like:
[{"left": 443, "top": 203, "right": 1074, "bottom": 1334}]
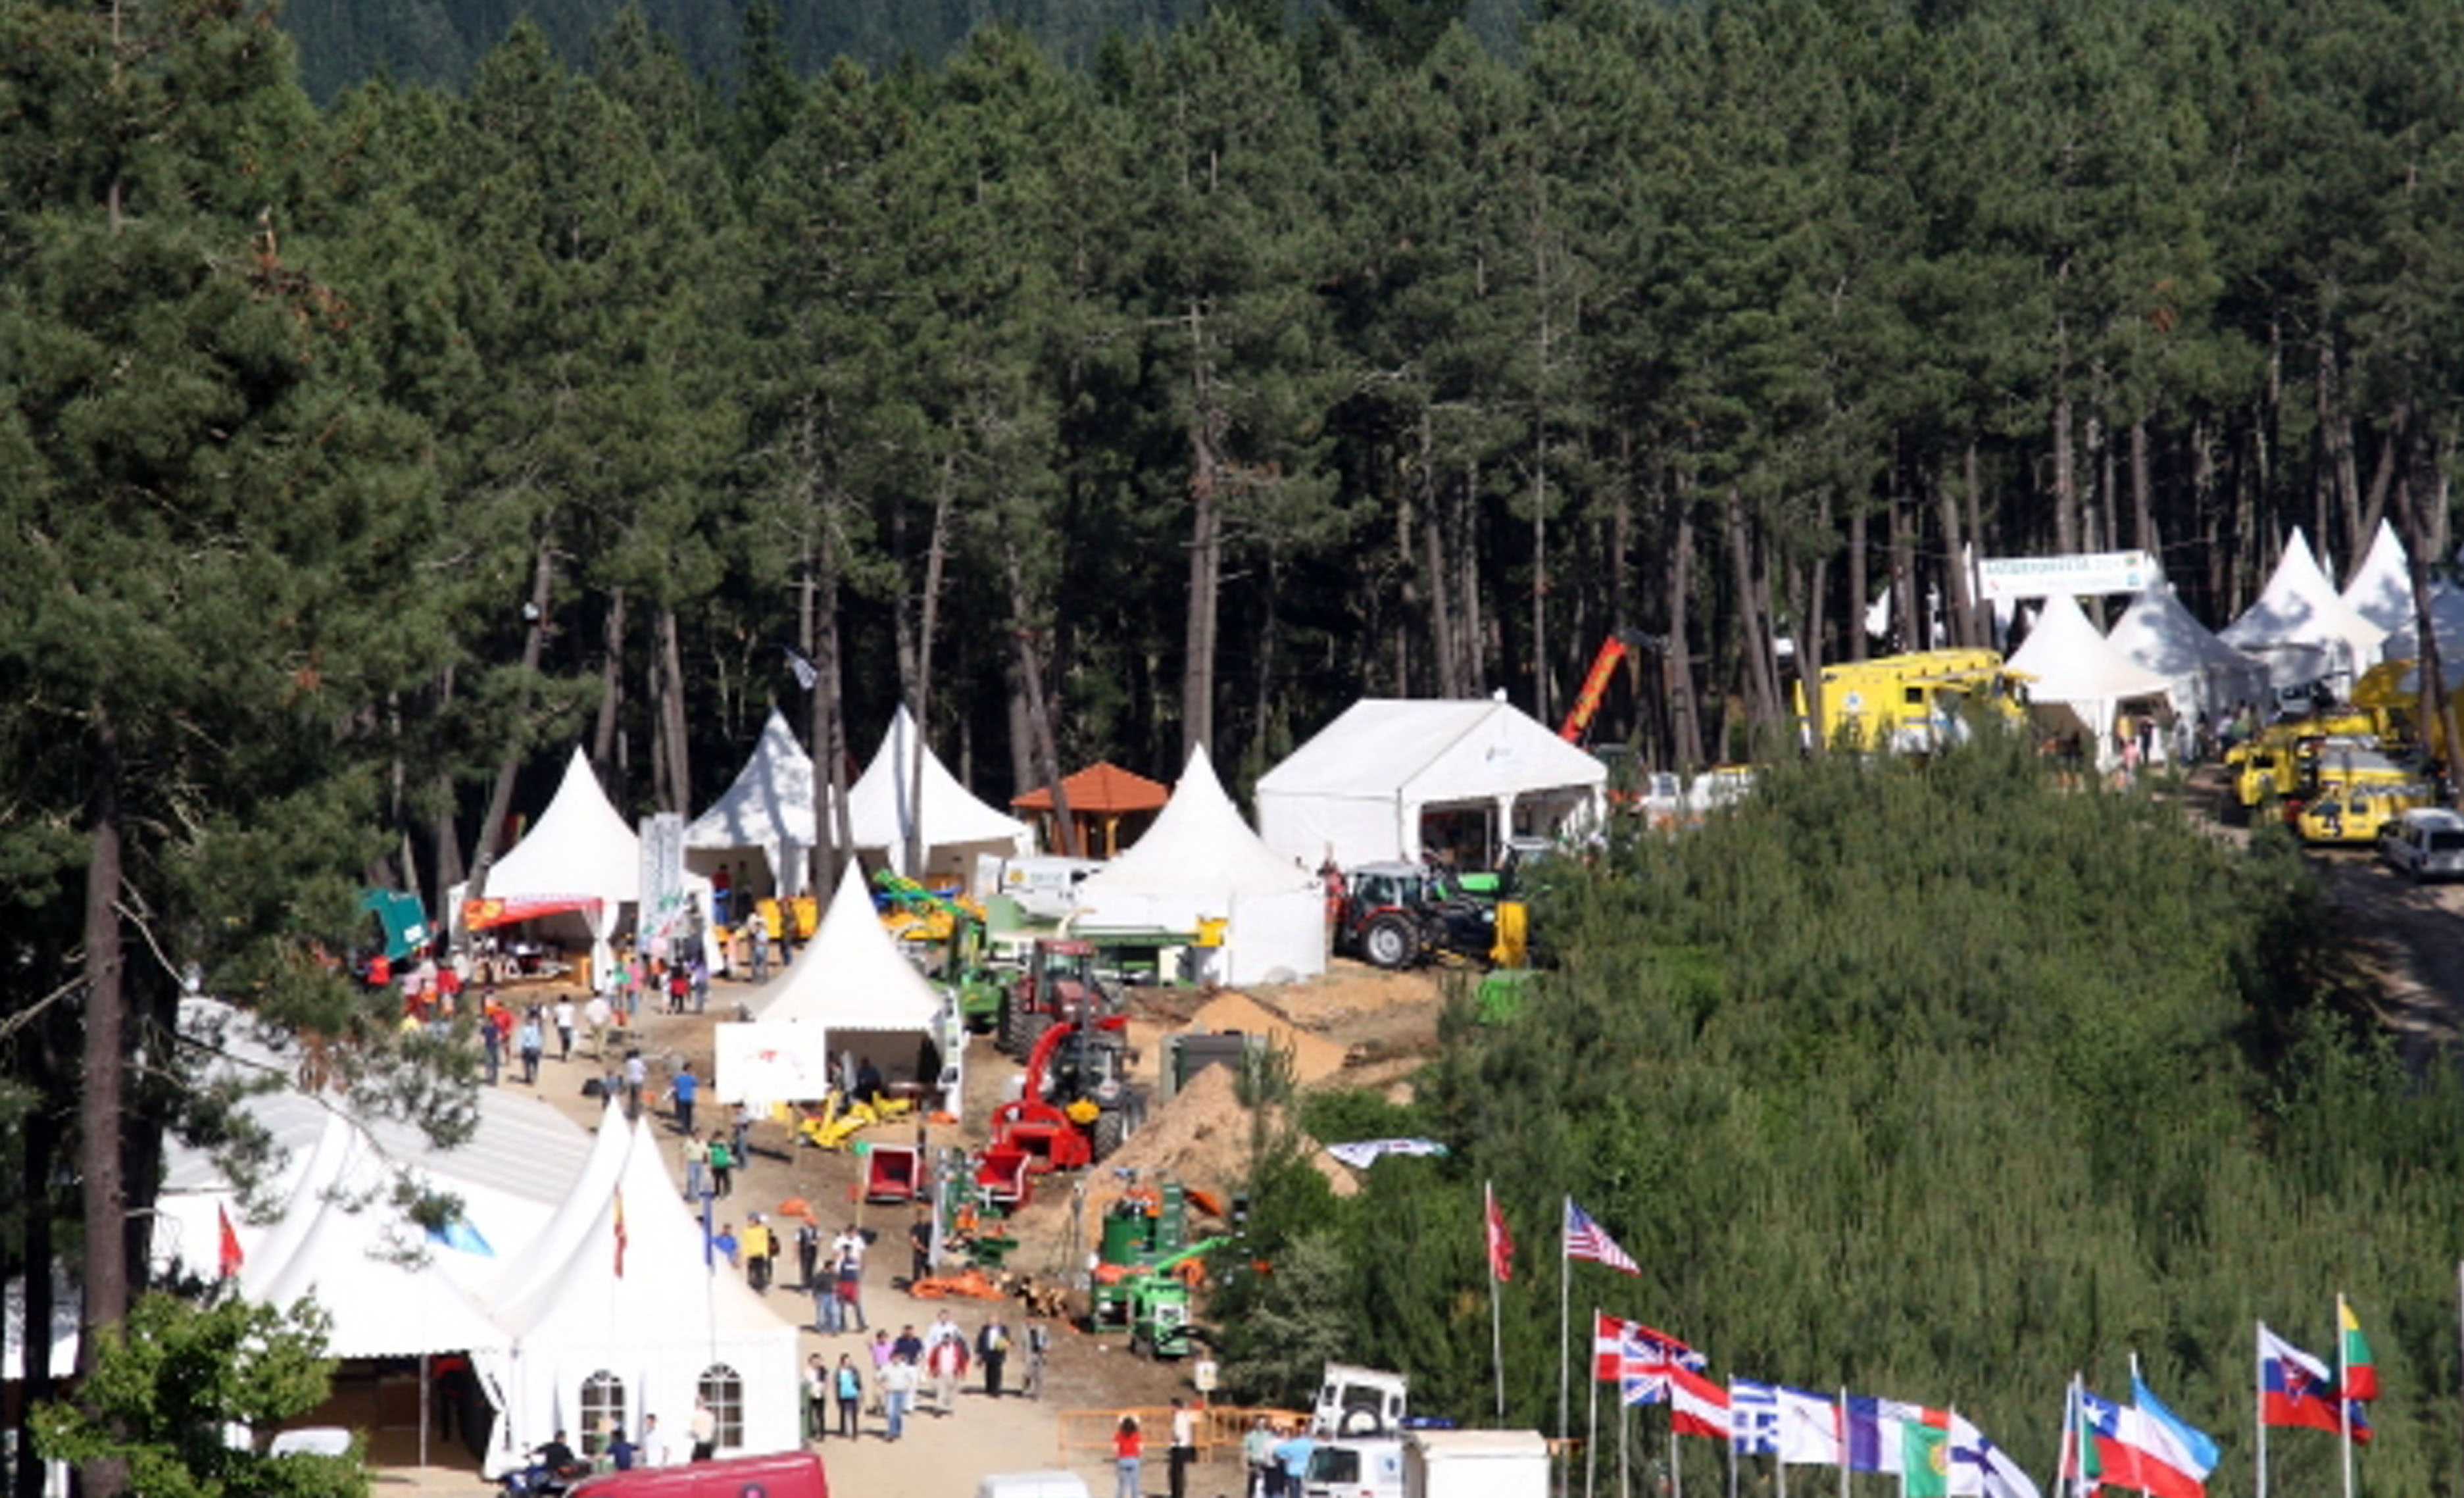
[
  {"left": 2227, "top": 712, "right": 2379, "bottom": 812},
  {"left": 2292, "top": 749, "right": 2432, "bottom": 844},
  {"left": 1794, "top": 649, "right": 2027, "bottom": 754}
]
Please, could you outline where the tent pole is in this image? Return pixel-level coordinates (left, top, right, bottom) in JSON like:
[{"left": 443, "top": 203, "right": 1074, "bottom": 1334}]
[{"left": 419, "top": 1351, "right": 430, "bottom": 1472}]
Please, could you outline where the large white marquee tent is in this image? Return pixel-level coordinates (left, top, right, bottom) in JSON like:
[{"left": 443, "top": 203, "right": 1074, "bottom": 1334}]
[
  {"left": 1070, "top": 745, "right": 1327, "bottom": 986},
  {"left": 2340, "top": 518, "right": 2417, "bottom": 634},
  {"left": 1254, "top": 697, "right": 1608, "bottom": 870}
]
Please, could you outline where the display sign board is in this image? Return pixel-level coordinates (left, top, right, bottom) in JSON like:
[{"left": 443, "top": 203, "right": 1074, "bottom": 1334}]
[
  {"left": 714, "top": 1020, "right": 837, "bottom": 1105},
  {"left": 639, "top": 811, "right": 686, "bottom": 936},
  {"left": 1977, "top": 550, "right": 2156, "bottom": 602}
]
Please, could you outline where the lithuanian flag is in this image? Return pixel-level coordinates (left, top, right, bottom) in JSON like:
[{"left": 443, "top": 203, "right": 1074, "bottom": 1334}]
[{"left": 2340, "top": 1295, "right": 2378, "bottom": 1401}]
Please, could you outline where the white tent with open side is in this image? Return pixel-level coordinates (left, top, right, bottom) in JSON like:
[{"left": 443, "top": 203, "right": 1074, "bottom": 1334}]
[
  {"left": 685, "top": 708, "right": 820, "bottom": 899},
  {"left": 2219, "top": 528, "right": 2388, "bottom": 692},
  {"left": 466, "top": 747, "right": 639, "bottom": 939},
  {"left": 2341, "top": 517, "right": 2417, "bottom": 634},
  {"left": 1070, "top": 744, "right": 1327, "bottom": 986},
  {"left": 1254, "top": 697, "right": 1609, "bottom": 870},
  {"left": 716, "top": 862, "right": 954, "bottom": 1107},
  {"left": 845, "top": 705, "right": 1031, "bottom": 882},
  {"left": 488, "top": 1113, "right": 801, "bottom": 1475},
  {"left": 2106, "top": 581, "right": 2271, "bottom": 724},
  {"left": 2006, "top": 593, "right": 2178, "bottom": 765}
]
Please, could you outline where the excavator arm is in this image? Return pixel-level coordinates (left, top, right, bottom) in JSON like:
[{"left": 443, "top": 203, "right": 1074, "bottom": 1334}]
[{"left": 1560, "top": 628, "right": 1652, "bottom": 743}]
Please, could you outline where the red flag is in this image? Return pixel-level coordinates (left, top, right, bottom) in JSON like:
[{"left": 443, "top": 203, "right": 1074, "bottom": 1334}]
[
  {"left": 614, "top": 1189, "right": 628, "bottom": 1279},
  {"left": 1484, "top": 1182, "right": 1514, "bottom": 1283},
  {"left": 216, "top": 1203, "right": 243, "bottom": 1279}
]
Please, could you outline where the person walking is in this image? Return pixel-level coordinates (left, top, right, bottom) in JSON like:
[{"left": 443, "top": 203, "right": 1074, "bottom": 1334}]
[
  {"left": 583, "top": 993, "right": 614, "bottom": 1061},
  {"left": 553, "top": 997, "right": 576, "bottom": 1062},
  {"left": 1023, "top": 1316, "right": 1050, "bottom": 1400},
  {"left": 622, "top": 1049, "right": 647, "bottom": 1120},
  {"left": 639, "top": 1413, "right": 670, "bottom": 1468},
  {"left": 977, "top": 1314, "right": 1011, "bottom": 1399},
  {"left": 795, "top": 1218, "right": 822, "bottom": 1292},
  {"left": 681, "top": 1133, "right": 708, "bottom": 1203},
  {"left": 804, "top": 1354, "right": 829, "bottom": 1443},
  {"left": 707, "top": 1132, "right": 734, "bottom": 1197},
  {"left": 517, "top": 1009, "right": 545, "bottom": 1084},
  {"left": 880, "top": 1353, "right": 917, "bottom": 1441},
  {"left": 670, "top": 1062, "right": 699, "bottom": 1136},
  {"left": 743, "top": 1214, "right": 774, "bottom": 1293},
  {"left": 1113, "top": 1414, "right": 1143, "bottom": 1498},
  {"left": 687, "top": 1400, "right": 716, "bottom": 1462},
  {"left": 925, "top": 1327, "right": 968, "bottom": 1414},
  {"left": 479, "top": 1005, "right": 503, "bottom": 1085},
  {"left": 834, "top": 1236, "right": 868, "bottom": 1332},
  {"left": 834, "top": 1355, "right": 863, "bottom": 1441},
  {"left": 1167, "top": 1397, "right": 1197, "bottom": 1498},
  {"left": 1242, "top": 1416, "right": 1275, "bottom": 1498},
  {"left": 747, "top": 905, "right": 770, "bottom": 982}
]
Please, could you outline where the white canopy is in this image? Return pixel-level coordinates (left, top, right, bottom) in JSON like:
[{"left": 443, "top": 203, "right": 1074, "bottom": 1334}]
[
  {"left": 2220, "top": 529, "right": 2387, "bottom": 690},
  {"left": 491, "top": 1114, "right": 801, "bottom": 1470},
  {"left": 685, "top": 709, "right": 819, "bottom": 897},
  {"left": 2341, "top": 518, "right": 2416, "bottom": 634},
  {"left": 2387, "top": 579, "right": 2464, "bottom": 662},
  {"left": 2007, "top": 594, "right": 2176, "bottom": 761},
  {"left": 2106, "top": 582, "right": 2271, "bottom": 723},
  {"left": 1072, "top": 744, "right": 1327, "bottom": 986},
  {"left": 845, "top": 705, "right": 1031, "bottom": 880},
  {"left": 483, "top": 747, "right": 640, "bottom": 914},
  {"left": 1255, "top": 697, "right": 1608, "bottom": 869}
]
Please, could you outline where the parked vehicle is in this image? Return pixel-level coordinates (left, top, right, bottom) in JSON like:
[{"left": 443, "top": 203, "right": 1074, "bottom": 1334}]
[
  {"left": 973, "top": 1475, "right": 1092, "bottom": 1498},
  {"left": 567, "top": 1451, "right": 826, "bottom": 1498},
  {"left": 2378, "top": 807, "right": 2464, "bottom": 882},
  {"left": 1400, "top": 1429, "right": 1548, "bottom": 1498}
]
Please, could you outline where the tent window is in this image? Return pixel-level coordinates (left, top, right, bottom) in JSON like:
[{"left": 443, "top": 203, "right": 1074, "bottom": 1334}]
[
  {"left": 698, "top": 1364, "right": 744, "bottom": 1449},
  {"left": 579, "top": 1371, "right": 626, "bottom": 1456}
]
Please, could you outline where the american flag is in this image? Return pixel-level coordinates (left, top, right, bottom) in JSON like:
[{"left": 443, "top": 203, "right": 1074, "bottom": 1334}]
[{"left": 1564, "top": 1199, "right": 1641, "bottom": 1274}]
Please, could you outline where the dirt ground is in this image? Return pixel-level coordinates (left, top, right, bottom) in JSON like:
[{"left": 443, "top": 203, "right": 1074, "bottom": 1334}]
[{"left": 369, "top": 952, "right": 1443, "bottom": 1495}]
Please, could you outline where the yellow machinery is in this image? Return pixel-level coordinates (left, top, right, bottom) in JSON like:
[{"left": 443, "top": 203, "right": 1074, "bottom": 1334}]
[
  {"left": 2293, "top": 748, "right": 2430, "bottom": 843},
  {"left": 1793, "top": 649, "right": 2028, "bottom": 754},
  {"left": 796, "top": 1086, "right": 915, "bottom": 1151}
]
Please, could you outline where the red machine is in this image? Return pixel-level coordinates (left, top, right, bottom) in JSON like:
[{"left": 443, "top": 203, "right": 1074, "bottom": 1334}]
[
  {"left": 1560, "top": 628, "right": 1652, "bottom": 744},
  {"left": 987, "top": 1011, "right": 1142, "bottom": 1174},
  {"left": 998, "top": 937, "right": 1109, "bottom": 1057}
]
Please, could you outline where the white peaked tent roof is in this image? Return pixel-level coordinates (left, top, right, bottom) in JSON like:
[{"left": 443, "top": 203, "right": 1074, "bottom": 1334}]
[
  {"left": 485, "top": 747, "right": 641, "bottom": 907},
  {"left": 2006, "top": 593, "right": 2177, "bottom": 705},
  {"left": 845, "top": 705, "right": 1029, "bottom": 871},
  {"left": 686, "top": 709, "right": 818, "bottom": 853},
  {"left": 243, "top": 1122, "right": 510, "bottom": 1360},
  {"left": 754, "top": 863, "right": 945, "bottom": 1032},
  {"left": 2219, "top": 529, "right": 2388, "bottom": 663},
  {"left": 1077, "top": 744, "right": 1316, "bottom": 905},
  {"left": 2342, "top": 518, "right": 2417, "bottom": 633},
  {"left": 489, "top": 1099, "right": 637, "bottom": 1325}
]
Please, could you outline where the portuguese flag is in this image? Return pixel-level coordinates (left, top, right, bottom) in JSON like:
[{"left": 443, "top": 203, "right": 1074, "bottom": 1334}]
[{"left": 2340, "top": 1295, "right": 2378, "bottom": 1401}]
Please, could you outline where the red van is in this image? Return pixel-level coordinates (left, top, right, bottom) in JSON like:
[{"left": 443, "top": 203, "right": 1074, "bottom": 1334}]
[{"left": 568, "top": 1452, "right": 827, "bottom": 1498}]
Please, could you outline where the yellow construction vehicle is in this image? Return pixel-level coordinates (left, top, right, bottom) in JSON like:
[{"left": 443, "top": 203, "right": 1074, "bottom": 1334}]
[{"left": 1793, "top": 649, "right": 2028, "bottom": 754}]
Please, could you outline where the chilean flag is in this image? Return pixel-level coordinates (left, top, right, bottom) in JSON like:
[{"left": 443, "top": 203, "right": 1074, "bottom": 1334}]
[{"left": 2065, "top": 1382, "right": 2214, "bottom": 1498}]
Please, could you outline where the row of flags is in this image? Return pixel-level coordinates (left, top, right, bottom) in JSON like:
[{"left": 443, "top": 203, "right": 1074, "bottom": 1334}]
[{"left": 1512, "top": 1194, "right": 2384, "bottom": 1497}]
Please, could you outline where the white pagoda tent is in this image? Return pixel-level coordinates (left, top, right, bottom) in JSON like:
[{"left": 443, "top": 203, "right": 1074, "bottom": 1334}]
[
  {"left": 1255, "top": 697, "right": 1608, "bottom": 869},
  {"left": 489, "top": 1114, "right": 801, "bottom": 1473},
  {"left": 2006, "top": 593, "right": 2179, "bottom": 764},
  {"left": 717, "top": 863, "right": 955, "bottom": 1107},
  {"left": 1072, "top": 744, "right": 1327, "bottom": 986},
  {"left": 685, "top": 708, "right": 820, "bottom": 900},
  {"left": 2341, "top": 518, "right": 2417, "bottom": 634},
  {"left": 2106, "top": 582, "right": 2271, "bottom": 724},
  {"left": 2219, "top": 529, "right": 2387, "bottom": 692},
  {"left": 845, "top": 705, "right": 1031, "bottom": 882}
]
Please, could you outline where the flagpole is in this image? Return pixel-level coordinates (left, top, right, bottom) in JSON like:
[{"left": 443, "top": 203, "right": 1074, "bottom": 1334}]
[
  {"left": 2129, "top": 1353, "right": 2152, "bottom": 1498},
  {"left": 2338, "top": 1293, "right": 2355, "bottom": 1498},
  {"left": 1587, "top": 1309, "right": 1601, "bottom": 1498},
  {"left": 1836, "top": 1387, "right": 1848, "bottom": 1498},
  {"left": 1619, "top": 1385, "right": 1631, "bottom": 1498},
  {"left": 1669, "top": 1421, "right": 1681, "bottom": 1498},
  {"left": 1560, "top": 1197, "right": 1572, "bottom": 1455},
  {"left": 2254, "top": 1320, "right": 2269, "bottom": 1498},
  {"left": 1487, "top": 1182, "right": 1507, "bottom": 1426},
  {"left": 2067, "top": 1372, "right": 2084, "bottom": 1498}
]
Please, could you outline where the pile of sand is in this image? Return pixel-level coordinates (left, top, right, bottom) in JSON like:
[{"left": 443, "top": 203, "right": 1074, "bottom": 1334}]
[{"left": 1183, "top": 991, "right": 1349, "bottom": 1084}]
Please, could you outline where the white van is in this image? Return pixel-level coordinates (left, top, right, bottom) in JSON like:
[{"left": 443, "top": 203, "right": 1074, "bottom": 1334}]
[{"left": 2378, "top": 807, "right": 2464, "bottom": 882}]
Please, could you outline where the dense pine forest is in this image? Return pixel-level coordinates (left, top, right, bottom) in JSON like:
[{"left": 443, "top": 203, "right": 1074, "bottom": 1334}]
[{"left": 9, "top": 1, "right": 2464, "bottom": 1493}]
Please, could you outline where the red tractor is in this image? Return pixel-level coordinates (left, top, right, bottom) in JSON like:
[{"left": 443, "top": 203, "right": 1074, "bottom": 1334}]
[
  {"left": 998, "top": 937, "right": 1112, "bottom": 1057},
  {"left": 987, "top": 1005, "right": 1145, "bottom": 1172}
]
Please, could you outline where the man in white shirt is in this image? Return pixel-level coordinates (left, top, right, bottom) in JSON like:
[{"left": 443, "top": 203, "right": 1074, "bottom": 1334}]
[
  {"left": 638, "top": 1412, "right": 672, "bottom": 1467},
  {"left": 1168, "top": 1397, "right": 1198, "bottom": 1498}
]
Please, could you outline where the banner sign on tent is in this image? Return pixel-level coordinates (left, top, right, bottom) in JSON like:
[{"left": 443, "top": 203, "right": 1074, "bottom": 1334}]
[
  {"left": 714, "top": 1022, "right": 837, "bottom": 1107},
  {"left": 639, "top": 812, "right": 686, "bottom": 936},
  {"left": 1978, "top": 549, "right": 2156, "bottom": 602},
  {"left": 462, "top": 895, "right": 602, "bottom": 932}
]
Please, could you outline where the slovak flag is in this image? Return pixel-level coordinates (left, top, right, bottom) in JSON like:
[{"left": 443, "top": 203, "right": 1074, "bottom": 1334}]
[
  {"left": 2258, "top": 1323, "right": 2374, "bottom": 1445},
  {"left": 2259, "top": 1324, "right": 2340, "bottom": 1434}
]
